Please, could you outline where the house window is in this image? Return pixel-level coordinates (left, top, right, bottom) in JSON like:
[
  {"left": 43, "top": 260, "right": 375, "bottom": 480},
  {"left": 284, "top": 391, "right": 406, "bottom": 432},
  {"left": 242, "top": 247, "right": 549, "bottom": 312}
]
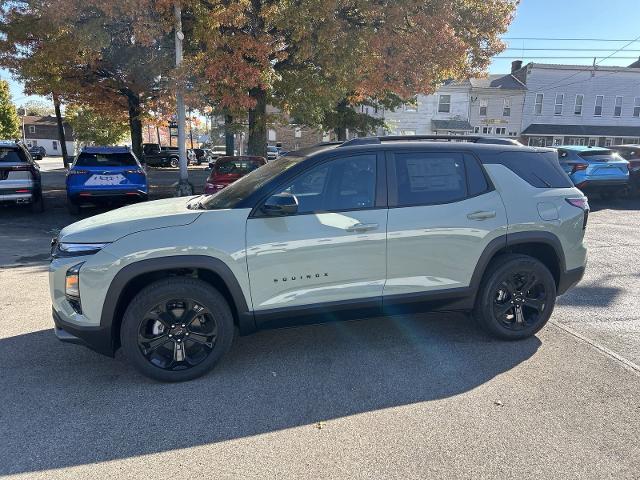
[
  {"left": 574, "top": 94, "right": 584, "bottom": 115},
  {"left": 503, "top": 98, "right": 511, "bottom": 117},
  {"left": 534, "top": 93, "right": 544, "bottom": 115},
  {"left": 404, "top": 101, "right": 417, "bottom": 112},
  {"left": 495, "top": 127, "right": 506, "bottom": 135},
  {"left": 294, "top": 127, "right": 302, "bottom": 138},
  {"left": 509, "top": 131, "right": 518, "bottom": 137},
  {"left": 438, "top": 95, "right": 451, "bottom": 113},
  {"left": 594, "top": 95, "right": 604, "bottom": 116},
  {"left": 479, "top": 99, "right": 488, "bottom": 116},
  {"left": 482, "top": 126, "right": 492, "bottom": 134},
  {"left": 268, "top": 129, "right": 277, "bottom": 141},
  {"left": 28, "top": 125, "right": 36, "bottom": 134},
  {"left": 474, "top": 126, "right": 480, "bottom": 133},
  {"left": 634, "top": 97, "right": 640, "bottom": 117},
  {"left": 554, "top": 93, "right": 564, "bottom": 115},
  {"left": 52, "top": 140, "right": 58, "bottom": 151},
  {"left": 614, "top": 96, "right": 623, "bottom": 117}
]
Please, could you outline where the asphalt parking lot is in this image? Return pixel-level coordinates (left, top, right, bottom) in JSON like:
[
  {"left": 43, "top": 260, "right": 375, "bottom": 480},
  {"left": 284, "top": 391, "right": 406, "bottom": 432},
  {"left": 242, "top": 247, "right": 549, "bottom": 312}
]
[{"left": 0, "top": 160, "right": 639, "bottom": 479}]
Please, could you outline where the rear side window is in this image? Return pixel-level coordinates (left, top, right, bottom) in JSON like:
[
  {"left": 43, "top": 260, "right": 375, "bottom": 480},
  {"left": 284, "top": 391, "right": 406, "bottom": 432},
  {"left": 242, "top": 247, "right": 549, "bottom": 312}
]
[
  {"left": 0, "top": 148, "right": 27, "bottom": 163},
  {"left": 75, "top": 153, "right": 138, "bottom": 167},
  {"left": 391, "top": 152, "right": 490, "bottom": 207},
  {"left": 493, "top": 151, "right": 573, "bottom": 188}
]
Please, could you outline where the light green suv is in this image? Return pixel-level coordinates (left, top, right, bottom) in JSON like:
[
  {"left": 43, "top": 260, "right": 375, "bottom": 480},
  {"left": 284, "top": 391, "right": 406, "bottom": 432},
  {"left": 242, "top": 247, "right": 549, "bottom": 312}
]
[{"left": 50, "top": 137, "right": 588, "bottom": 382}]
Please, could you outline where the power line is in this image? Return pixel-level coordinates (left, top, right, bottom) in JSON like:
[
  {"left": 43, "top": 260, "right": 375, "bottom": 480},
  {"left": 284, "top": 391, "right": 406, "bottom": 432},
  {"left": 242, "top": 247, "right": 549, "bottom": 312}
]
[
  {"left": 504, "top": 48, "right": 640, "bottom": 52},
  {"left": 496, "top": 56, "right": 640, "bottom": 60}
]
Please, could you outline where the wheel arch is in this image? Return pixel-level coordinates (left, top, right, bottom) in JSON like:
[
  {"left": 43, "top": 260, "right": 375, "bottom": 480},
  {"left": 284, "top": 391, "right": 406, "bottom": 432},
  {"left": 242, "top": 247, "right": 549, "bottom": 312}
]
[
  {"left": 470, "top": 232, "right": 566, "bottom": 297},
  {"left": 101, "top": 256, "right": 255, "bottom": 352}
]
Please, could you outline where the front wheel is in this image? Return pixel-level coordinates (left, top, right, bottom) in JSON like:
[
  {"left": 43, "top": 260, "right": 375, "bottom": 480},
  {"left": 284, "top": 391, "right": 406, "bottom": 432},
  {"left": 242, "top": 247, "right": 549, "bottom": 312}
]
[
  {"left": 120, "top": 278, "right": 234, "bottom": 382},
  {"left": 474, "top": 254, "right": 556, "bottom": 340},
  {"left": 169, "top": 157, "right": 179, "bottom": 168}
]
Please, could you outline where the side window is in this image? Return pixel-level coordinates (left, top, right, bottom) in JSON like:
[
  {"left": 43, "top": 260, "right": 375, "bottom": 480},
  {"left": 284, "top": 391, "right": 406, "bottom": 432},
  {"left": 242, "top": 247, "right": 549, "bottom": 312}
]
[
  {"left": 276, "top": 154, "right": 377, "bottom": 214},
  {"left": 393, "top": 152, "right": 466, "bottom": 206},
  {"left": 464, "top": 155, "right": 489, "bottom": 196}
]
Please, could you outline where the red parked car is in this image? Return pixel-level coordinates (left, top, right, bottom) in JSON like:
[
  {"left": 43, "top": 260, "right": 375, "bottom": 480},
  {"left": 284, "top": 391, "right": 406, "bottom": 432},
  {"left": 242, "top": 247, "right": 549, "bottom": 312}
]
[{"left": 204, "top": 156, "right": 267, "bottom": 194}]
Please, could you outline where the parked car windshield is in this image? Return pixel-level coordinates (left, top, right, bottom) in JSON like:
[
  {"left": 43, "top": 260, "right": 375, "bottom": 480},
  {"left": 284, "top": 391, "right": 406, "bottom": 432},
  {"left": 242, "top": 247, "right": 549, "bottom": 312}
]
[
  {"left": 75, "top": 152, "right": 139, "bottom": 167},
  {"left": 215, "top": 158, "right": 264, "bottom": 175},
  {"left": 0, "top": 148, "right": 26, "bottom": 163},
  {"left": 202, "top": 156, "right": 302, "bottom": 209}
]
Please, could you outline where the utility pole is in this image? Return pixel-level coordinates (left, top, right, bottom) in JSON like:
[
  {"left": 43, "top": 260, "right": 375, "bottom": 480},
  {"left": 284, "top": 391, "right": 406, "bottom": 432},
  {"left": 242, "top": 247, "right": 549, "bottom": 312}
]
[{"left": 173, "top": 1, "right": 193, "bottom": 196}]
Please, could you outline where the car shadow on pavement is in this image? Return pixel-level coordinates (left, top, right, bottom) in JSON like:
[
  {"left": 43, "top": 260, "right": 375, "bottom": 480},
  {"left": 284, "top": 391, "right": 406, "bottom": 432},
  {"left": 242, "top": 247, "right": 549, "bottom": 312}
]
[
  {"left": 0, "top": 313, "right": 540, "bottom": 475},
  {"left": 587, "top": 196, "right": 640, "bottom": 212}
]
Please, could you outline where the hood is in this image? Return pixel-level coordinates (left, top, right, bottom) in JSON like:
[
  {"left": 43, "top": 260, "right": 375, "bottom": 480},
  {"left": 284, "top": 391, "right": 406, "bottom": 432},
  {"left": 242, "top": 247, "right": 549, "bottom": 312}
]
[{"left": 59, "top": 196, "right": 201, "bottom": 243}]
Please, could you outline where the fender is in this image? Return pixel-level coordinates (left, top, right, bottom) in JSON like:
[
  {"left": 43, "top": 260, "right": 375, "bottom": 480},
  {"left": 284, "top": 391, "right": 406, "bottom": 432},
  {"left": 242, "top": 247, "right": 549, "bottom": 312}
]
[{"left": 101, "top": 255, "right": 255, "bottom": 349}]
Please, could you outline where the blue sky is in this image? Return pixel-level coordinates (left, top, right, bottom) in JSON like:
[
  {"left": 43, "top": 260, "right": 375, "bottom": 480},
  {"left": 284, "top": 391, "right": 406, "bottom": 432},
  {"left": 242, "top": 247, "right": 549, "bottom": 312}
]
[{"left": 2, "top": 0, "right": 639, "bottom": 107}]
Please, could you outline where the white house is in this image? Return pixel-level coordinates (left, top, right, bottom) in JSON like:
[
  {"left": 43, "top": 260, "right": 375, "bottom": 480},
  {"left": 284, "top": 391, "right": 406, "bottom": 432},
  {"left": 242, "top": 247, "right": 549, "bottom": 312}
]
[
  {"left": 22, "top": 116, "right": 75, "bottom": 156},
  {"left": 514, "top": 61, "right": 640, "bottom": 147}
]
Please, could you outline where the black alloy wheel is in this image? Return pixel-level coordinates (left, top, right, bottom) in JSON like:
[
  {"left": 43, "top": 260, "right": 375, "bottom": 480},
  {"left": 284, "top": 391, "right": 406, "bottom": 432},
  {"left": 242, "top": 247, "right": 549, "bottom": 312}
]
[
  {"left": 137, "top": 299, "right": 217, "bottom": 371},
  {"left": 474, "top": 254, "right": 557, "bottom": 340},
  {"left": 121, "top": 277, "right": 235, "bottom": 382}
]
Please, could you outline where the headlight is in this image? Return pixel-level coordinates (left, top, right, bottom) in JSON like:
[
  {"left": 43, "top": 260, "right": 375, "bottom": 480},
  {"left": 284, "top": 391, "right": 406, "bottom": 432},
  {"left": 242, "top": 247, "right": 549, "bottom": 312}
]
[
  {"left": 65, "top": 263, "right": 83, "bottom": 298},
  {"left": 57, "top": 242, "right": 109, "bottom": 257}
]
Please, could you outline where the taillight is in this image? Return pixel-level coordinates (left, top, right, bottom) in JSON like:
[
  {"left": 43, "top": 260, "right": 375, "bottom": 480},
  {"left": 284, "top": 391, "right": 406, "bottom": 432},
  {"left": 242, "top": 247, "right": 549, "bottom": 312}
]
[
  {"left": 10, "top": 165, "right": 30, "bottom": 171},
  {"left": 569, "top": 163, "right": 588, "bottom": 174},
  {"left": 67, "top": 169, "right": 90, "bottom": 175},
  {"left": 566, "top": 197, "right": 589, "bottom": 210}
]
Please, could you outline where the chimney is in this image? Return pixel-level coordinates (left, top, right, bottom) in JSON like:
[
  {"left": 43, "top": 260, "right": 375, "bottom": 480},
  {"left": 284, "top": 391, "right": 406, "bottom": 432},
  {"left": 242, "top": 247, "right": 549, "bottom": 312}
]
[{"left": 511, "top": 60, "right": 523, "bottom": 73}]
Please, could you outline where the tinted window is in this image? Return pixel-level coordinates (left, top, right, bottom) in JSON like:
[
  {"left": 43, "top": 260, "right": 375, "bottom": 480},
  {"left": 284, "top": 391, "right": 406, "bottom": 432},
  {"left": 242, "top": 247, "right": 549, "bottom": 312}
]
[
  {"left": 275, "top": 154, "right": 377, "bottom": 214},
  {"left": 492, "top": 151, "right": 573, "bottom": 188},
  {"left": 578, "top": 150, "right": 618, "bottom": 162},
  {"left": 75, "top": 153, "right": 138, "bottom": 167},
  {"left": 0, "top": 148, "right": 27, "bottom": 163},
  {"left": 393, "top": 152, "right": 466, "bottom": 206},
  {"left": 464, "top": 155, "right": 490, "bottom": 196},
  {"left": 215, "top": 159, "right": 264, "bottom": 175}
]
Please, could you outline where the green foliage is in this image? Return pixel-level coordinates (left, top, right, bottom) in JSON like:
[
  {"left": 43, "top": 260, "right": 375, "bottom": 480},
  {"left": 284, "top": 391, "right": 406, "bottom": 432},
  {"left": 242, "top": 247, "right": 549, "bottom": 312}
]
[
  {"left": 0, "top": 80, "right": 20, "bottom": 139},
  {"left": 66, "top": 104, "right": 129, "bottom": 146},
  {"left": 20, "top": 100, "right": 54, "bottom": 116}
]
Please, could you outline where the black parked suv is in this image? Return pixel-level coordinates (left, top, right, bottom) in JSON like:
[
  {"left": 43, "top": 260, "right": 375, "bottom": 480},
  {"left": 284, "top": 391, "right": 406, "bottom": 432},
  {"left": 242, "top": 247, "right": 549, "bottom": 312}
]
[
  {"left": 142, "top": 143, "right": 194, "bottom": 168},
  {"left": 28, "top": 145, "right": 47, "bottom": 160}
]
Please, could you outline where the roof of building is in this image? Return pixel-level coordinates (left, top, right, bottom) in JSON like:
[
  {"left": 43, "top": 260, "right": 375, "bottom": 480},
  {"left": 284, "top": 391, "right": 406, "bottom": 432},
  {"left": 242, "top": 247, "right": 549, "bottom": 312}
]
[
  {"left": 23, "top": 115, "right": 61, "bottom": 126},
  {"left": 431, "top": 119, "right": 473, "bottom": 131},
  {"left": 469, "top": 74, "right": 526, "bottom": 90},
  {"left": 522, "top": 124, "right": 640, "bottom": 137},
  {"left": 524, "top": 62, "right": 640, "bottom": 73}
]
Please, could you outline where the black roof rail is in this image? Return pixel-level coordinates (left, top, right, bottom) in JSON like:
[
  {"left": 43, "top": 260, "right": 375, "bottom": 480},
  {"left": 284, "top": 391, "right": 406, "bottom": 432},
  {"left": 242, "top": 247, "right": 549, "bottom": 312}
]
[{"left": 340, "top": 135, "right": 522, "bottom": 147}]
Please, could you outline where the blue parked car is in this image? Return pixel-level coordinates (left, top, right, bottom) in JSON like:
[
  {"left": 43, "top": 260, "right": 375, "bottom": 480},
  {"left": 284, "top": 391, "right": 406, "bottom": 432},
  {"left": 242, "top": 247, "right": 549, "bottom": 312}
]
[
  {"left": 66, "top": 146, "right": 148, "bottom": 214},
  {"left": 557, "top": 146, "right": 629, "bottom": 199}
]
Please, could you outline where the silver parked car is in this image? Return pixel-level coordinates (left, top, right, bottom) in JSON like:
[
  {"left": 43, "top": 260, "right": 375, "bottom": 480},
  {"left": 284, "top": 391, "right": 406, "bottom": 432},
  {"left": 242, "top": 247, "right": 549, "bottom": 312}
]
[{"left": 0, "top": 140, "right": 44, "bottom": 212}]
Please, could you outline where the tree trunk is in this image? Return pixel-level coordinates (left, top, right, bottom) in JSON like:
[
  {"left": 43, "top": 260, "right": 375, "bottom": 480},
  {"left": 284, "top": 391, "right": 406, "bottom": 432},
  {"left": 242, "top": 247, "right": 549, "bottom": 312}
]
[
  {"left": 126, "top": 92, "right": 143, "bottom": 160},
  {"left": 52, "top": 93, "right": 69, "bottom": 168},
  {"left": 334, "top": 98, "right": 348, "bottom": 142},
  {"left": 224, "top": 112, "right": 234, "bottom": 156},
  {"left": 247, "top": 87, "right": 267, "bottom": 157}
]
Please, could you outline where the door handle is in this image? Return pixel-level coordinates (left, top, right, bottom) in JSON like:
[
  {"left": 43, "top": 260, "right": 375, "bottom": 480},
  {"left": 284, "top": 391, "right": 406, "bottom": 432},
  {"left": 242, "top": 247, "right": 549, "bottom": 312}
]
[
  {"left": 467, "top": 210, "right": 496, "bottom": 221},
  {"left": 346, "top": 222, "right": 379, "bottom": 232}
]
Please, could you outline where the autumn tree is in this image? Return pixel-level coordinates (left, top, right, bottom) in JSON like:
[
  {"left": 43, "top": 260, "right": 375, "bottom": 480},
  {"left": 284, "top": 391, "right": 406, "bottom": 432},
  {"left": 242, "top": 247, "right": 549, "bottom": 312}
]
[{"left": 0, "top": 80, "right": 20, "bottom": 139}]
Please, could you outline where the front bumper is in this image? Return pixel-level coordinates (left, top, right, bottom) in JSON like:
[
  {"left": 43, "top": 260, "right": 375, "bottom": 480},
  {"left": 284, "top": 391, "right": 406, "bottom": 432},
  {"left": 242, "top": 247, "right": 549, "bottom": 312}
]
[{"left": 52, "top": 308, "right": 115, "bottom": 356}]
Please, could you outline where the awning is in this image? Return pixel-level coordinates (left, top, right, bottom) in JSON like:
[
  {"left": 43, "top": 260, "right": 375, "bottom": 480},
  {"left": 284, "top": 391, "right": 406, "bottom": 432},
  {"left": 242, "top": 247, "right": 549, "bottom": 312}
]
[
  {"left": 521, "top": 124, "right": 640, "bottom": 137},
  {"left": 431, "top": 119, "right": 473, "bottom": 131}
]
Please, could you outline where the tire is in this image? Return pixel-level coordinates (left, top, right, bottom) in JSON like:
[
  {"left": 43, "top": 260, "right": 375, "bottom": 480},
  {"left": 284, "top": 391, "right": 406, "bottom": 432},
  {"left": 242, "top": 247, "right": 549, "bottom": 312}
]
[
  {"left": 67, "top": 199, "right": 80, "bottom": 215},
  {"left": 169, "top": 157, "right": 179, "bottom": 168},
  {"left": 473, "top": 254, "right": 557, "bottom": 340},
  {"left": 120, "top": 277, "right": 235, "bottom": 382},
  {"left": 31, "top": 192, "right": 44, "bottom": 213}
]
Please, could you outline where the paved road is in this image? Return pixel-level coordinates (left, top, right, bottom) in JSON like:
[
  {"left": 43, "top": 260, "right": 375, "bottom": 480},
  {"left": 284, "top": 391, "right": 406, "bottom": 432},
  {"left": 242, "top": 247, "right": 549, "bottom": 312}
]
[{"left": 0, "top": 170, "right": 639, "bottom": 479}]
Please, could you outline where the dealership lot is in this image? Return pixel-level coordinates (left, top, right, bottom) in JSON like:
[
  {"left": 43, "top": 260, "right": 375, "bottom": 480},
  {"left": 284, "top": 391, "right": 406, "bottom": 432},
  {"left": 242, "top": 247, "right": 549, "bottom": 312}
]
[{"left": 0, "top": 165, "right": 639, "bottom": 479}]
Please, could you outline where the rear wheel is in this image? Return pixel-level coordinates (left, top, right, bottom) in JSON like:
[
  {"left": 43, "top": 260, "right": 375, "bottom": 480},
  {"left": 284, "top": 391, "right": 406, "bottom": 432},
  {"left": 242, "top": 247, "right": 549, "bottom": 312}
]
[
  {"left": 169, "top": 157, "right": 179, "bottom": 168},
  {"left": 120, "top": 278, "right": 234, "bottom": 382},
  {"left": 474, "top": 254, "right": 556, "bottom": 340}
]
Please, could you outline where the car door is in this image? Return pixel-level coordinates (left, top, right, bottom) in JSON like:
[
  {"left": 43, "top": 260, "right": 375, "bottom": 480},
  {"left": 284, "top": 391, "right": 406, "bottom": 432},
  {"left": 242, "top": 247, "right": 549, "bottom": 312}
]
[
  {"left": 383, "top": 149, "right": 507, "bottom": 307},
  {"left": 246, "top": 152, "right": 387, "bottom": 321}
]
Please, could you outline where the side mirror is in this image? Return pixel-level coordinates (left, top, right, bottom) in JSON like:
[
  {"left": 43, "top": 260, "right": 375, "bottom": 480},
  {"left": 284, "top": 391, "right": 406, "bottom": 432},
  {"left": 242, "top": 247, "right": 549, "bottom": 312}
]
[{"left": 262, "top": 192, "right": 298, "bottom": 216}]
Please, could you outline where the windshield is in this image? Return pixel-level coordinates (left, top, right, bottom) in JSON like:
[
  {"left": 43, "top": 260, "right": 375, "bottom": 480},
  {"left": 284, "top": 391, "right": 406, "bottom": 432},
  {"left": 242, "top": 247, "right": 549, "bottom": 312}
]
[
  {"left": 0, "top": 148, "right": 27, "bottom": 163},
  {"left": 75, "top": 152, "right": 139, "bottom": 167},
  {"left": 215, "top": 158, "right": 264, "bottom": 175},
  {"left": 202, "top": 156, "right": 302, "bottom": 209}
]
